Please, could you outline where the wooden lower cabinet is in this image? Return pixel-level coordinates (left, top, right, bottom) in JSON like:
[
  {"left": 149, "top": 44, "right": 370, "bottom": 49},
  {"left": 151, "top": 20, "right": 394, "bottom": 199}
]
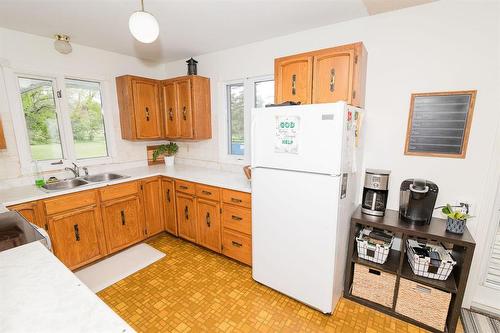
[
  {"left": 162, "top": 178, "right": 178, "bottom": 235},
  {"left": 101, "top": 195, "right": 143, "bottom": 253},
  {"left": 8, "top": 201, "right": 47, "bottom": 230},
  {"left": 48, "top": 205, "right": 107, "bottom": 270},
  {"left": 196, "top": 198, "right": 221, "bottom": 252},
  {"left": 222, "top": 229, "right": 252, "bottom": 266},
  {"left": 176, "top": 192, "right": 197, "bottom": 242},
  {"left": 141, "top": 177, "right": 164, "bottom": 237}
]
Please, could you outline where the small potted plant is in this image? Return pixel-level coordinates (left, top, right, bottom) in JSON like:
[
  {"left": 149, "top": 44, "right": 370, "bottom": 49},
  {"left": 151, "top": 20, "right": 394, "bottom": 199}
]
[
  {"left": 441, "top": 204, "right": 473, "bottom": 234},
  {"left": 152, "top": 142, "right": 179, "bottom": 166}
]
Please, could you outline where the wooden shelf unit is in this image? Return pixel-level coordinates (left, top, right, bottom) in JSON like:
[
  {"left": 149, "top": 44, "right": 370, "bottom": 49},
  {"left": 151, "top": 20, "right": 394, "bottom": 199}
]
[{"left": 344, "top": 207, "right": 475, "bottom": 333}]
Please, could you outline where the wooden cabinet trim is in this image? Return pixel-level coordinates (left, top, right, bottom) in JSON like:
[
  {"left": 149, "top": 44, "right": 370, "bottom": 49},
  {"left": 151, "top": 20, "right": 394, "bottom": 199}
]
[{"left": 44, "top": 190, "right": 97, "bottom": 215}]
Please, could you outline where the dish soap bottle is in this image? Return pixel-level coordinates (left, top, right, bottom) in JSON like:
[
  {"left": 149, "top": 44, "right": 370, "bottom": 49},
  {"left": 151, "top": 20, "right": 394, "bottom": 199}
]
[{"left": 33, "top": 161, "right": 45, "bottom": 187}]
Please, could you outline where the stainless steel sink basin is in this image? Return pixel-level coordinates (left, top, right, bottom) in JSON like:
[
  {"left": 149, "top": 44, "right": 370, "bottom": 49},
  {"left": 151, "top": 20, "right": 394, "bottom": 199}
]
[
  {"left": 82, "top": 173, "right": 127, "bottom": 183},
  {"left": 41, "top": 178, "right": 89, "bottom": 192}
]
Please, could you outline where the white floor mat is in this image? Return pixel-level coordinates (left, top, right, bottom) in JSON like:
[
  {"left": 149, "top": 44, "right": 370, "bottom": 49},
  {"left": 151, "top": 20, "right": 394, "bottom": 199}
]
[{"left": 75, "top": 243, "right": 165, "bottom": 293}]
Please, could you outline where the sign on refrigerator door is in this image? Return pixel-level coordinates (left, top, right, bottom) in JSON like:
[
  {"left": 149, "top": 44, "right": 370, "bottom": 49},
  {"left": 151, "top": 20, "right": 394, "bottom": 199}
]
[{"left": 275, "top": 116, "right": 300, "bottom": 154}]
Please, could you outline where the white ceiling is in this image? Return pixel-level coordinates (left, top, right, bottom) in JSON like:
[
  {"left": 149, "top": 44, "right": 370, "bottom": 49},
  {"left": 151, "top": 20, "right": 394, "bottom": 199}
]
[{"left": 0, "top": 0, "right": 434, "bottom": 62}]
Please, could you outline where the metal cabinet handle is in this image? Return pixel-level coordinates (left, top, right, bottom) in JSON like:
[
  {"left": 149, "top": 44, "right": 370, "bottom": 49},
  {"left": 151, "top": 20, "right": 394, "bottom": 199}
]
[
  {"left": 232, "top": 241, "right": 242, "bottom": 248},
  {"left": 231, "top": 215, "right": 242, "bottom": 221},
  {"left": 182, "top": 106, "right": 187, "bottom": 120},
  {"left": 73, "top": 224, "right": 80, "bottom": 241},
  {"left": 231, "top": 198, "right": 242, "bottom": 203},
  {"left": 168, "top": 107, "right": 174, "bottom": 121},
  {"left": 145, "top": 107, "right": 150, "bottom": 121},
  {"left": 329, "top": 68, "right": 336, "bottom": 92},
  {"left": 202, "top": 190, "right": 212, "bottom": 195},
  {"left": 184, "top": 206, "right": 189, "bottom": 220},
  {"left": 206, "top": 212, "right": 211, "bottom": 227},
  {"left": 180, "top": 185, "right": 188, "bottom": 190},
  {"left": 166, "top": 189, "right": 171, "bottom": 202},
  {"left": 121, "top": 210, "right": 126, "bottom": 225},
  {"left": 291, "top": 74, "right": 297, "bottom": 95}
]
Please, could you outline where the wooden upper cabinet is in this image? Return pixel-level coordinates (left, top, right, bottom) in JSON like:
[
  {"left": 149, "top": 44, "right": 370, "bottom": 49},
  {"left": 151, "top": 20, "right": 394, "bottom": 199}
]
[
  {"left": 0, "top": 117, "right": 6, "bottom": 149},
  {"left": 162, "top": 178, "right": 177, "bottom": 236},
  {"left": 160, "top": 75, "right": 211, "bottom": 140},
  {"left": 48, "top": 205, "right": 106, "bottom": 270},
  {"left": 161, "top": 81, "right": 180, "bottom": 138},
  {"left": 141, "top": 177, "right": 164, "bottom": 237},
  {"left": 274, "top": 42, "right": 367, "bottom": 107},
  {"left": 275, "top": 56, "right": 313, "bottom": 105},
  {"left": 313, "top": 49, "right": 354, "bottom": 104},
  {"left": 116, "top": 75, "right": 163, "bottom": 140}
]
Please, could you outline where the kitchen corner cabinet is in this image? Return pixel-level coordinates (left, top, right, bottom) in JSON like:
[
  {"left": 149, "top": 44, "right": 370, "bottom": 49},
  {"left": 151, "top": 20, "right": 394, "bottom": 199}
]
[
  {"left": 161, "top": 178, "right": 178, "bottom": 236},
  {"left": 141, "top": 177, "right": 164, "bottom": 237},
  {"left": 8, "top": 201, "right": 47, "bottom": 231},
  {"left": 160, "top": 75, "right": 211, "bottom": 140},
  {"left": 116, "top": 75, "right": 163, "bottom": 140},
  {"left": 274, "top": 42, "right": 367, "bottom": 107}
]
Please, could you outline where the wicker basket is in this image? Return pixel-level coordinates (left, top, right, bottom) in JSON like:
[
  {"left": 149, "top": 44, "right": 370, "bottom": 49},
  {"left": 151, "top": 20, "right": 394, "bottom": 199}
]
[
  {"left": 395, "top": 278, "right": 451, "bottom": 331},
  {"left": 352, "top": 263, "right": 396, "bottom": 308}
]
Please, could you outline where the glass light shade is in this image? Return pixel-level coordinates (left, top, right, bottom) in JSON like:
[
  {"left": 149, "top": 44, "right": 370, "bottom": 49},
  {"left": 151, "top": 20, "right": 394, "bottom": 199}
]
[
  {"left": 54, "top": 39, "right": 72, "bottom": 54},
  {"left": 129, "top": 11, "right": 159, "bottom": 43}
]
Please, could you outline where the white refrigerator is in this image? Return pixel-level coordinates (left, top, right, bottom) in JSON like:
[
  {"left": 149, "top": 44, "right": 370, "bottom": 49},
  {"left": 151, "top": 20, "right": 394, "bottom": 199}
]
[{"left": 251, "top": 102, "right": 361, "bottom": 313}]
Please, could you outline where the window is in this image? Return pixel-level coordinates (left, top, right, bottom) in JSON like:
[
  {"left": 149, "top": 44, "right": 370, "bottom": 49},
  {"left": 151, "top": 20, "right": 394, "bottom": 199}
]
[
  {"left": 65, "top": 79, "right": 108, "bottom": 159},
  {"left": 222, "top": 76, "right": 274, "bottom": 162},
  {"left": 14, "top": 74, "right": 112, "bottom": 171}
]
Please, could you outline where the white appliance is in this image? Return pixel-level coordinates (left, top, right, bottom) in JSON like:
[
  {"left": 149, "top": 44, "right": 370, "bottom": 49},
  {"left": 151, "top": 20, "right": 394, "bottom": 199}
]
[{"left": 251, "top": 102, "right": 362, "bottom": 313}]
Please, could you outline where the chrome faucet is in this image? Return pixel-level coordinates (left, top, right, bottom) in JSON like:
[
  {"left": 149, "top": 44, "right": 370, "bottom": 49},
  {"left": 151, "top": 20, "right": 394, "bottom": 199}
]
[{"left": 65, "top": 162, "right": 80, "bottom": 178}]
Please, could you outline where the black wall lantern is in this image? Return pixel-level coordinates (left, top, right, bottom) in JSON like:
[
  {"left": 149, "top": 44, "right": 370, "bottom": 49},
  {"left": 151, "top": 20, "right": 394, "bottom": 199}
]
[{"left": 186, "top": 58, "right": 198, "bottom": 75}]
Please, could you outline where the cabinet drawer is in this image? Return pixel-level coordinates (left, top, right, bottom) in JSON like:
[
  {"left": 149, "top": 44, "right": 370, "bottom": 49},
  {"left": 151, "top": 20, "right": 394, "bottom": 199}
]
[
  {"left": 176, "top": 180, "right": 195, "bottom": 195},
  {"left": 222, "top": 189, "right": 251, "bottom": 208},
  {"left": 44, "top": 190, "right": 97, "bottom": 215},
  {"left": 99, "top": 181, "right": 139, "bottom": 201},
  {"left": 222, "top": 205, "right": 251, "bottom": 235},
  {"left": 196, "top": 184, "right": 220, "bottom": 201},
  {"left": 222, "top": 229, "right": 252, "bottom": 265}
]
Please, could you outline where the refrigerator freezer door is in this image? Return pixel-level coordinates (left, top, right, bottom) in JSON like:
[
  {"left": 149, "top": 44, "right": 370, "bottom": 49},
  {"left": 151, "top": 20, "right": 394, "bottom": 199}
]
[
  {"left": 251, "top": 102, "right": 347, "bottom": 175},
  {"left": 252, "top": 167, "right": 341, "bottom": 313}
]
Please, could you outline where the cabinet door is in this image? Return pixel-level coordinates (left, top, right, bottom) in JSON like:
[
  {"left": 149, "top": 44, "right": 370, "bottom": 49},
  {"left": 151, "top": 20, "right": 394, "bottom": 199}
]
[
  {"left": 162, "top": 178, "right": 177, "bottom": 235},
  {"left": 142, "top": 177, "right": 164, "bottom": 237},
  {"left": 8, "top": 201, "right": 46, "bottom": 230},
  {"left": 132, "top": 79, "right": 162, "bottom": 139},
  {"left": 49, "top": 206, "right": 105, "bottom": 270},
  {"left": 312, "top": 49, "right": 354, "bottom": 104},
  {"left": 176, "top": 193, "right": 197, "bottom": 242},
  {"left": 197, "top": 199, "right": 221, "bottom": 252},
  {"left": 101, "top": 196, "right": 143, "bottom": 253},
  {"left": 175, "top": 79, "right": 193, "bottom": 138},
  {"left": 162, "top": 81, "right": 179, "bottom": 138},
  {"left": 275, "top": 56, "right": 313, "bottom": 105}
]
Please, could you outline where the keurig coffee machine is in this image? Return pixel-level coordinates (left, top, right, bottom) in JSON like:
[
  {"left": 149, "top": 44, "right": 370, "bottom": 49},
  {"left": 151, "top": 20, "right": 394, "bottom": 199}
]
[
  {"left": 399, "top": 179, "right": 439, "bottom": 225},
  {"left": 361, "top": 169, "right": 390, "bottom": 216}
]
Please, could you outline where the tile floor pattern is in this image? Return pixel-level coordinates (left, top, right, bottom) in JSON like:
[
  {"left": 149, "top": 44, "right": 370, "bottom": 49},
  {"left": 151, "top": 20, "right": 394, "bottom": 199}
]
[{"left": 98, "top": 234, "right": 460, "bottom": 332}]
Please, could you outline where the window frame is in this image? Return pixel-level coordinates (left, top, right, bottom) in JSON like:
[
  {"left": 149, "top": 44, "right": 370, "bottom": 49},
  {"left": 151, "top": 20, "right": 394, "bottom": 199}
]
[
  {"left": 219, "top": 75, "right": 273, "bottom": 165},
  {"left": 3, "top": 64, "right": 115, "bottom": 175}
]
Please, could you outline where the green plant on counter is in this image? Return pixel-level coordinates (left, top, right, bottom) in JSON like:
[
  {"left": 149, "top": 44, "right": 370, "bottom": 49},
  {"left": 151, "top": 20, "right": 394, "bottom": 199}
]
[
  {"left": 441, "top": 204, "right": 473, "bottom": 221},
  {"left": 152, "top": 142, "right": 179, "bottom": 161}
]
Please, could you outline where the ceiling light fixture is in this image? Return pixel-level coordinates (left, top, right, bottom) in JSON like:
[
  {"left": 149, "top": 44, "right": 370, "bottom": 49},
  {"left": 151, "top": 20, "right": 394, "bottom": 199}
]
[
  {"left": 54, "top": 34, "right": 72, "bottom": 54},
  {"left": 129, "top": 0, "right": 159, "bottom": 43}
]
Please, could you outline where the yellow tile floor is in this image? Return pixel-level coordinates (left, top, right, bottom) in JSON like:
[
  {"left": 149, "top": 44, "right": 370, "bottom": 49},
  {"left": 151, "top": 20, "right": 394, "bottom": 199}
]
[{"left": 98, "top": 234, "right": 460, "bottom": 332}]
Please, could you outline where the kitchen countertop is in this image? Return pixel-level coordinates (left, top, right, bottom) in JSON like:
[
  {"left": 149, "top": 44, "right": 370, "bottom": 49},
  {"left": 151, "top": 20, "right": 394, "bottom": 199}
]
[
  {"left": 0, "top": 241, "right": 134, "bottom": 333},
  {"left": 0, "top": 164, "right": 252, "bottom": 207}
]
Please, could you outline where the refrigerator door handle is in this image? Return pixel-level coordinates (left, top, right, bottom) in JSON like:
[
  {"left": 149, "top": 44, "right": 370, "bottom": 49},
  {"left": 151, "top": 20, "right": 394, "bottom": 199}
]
[
  {"left": 250, "top": 117, "right": 258, "bottom": 168},
  {"left": 251, "top": 166, "right": 341, "bottom": 177}
]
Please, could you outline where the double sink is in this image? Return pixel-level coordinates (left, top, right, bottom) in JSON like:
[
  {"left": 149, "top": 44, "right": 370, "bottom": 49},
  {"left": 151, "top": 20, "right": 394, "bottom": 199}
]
[{"left": 41, "top": 173, "right": 128, "bottom": 192}]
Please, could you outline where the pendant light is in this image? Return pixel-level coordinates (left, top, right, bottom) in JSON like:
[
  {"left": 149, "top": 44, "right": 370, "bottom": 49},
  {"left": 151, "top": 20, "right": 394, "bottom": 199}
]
[{"left": 129, "top": 0, "right": 159, "bottom": 43}]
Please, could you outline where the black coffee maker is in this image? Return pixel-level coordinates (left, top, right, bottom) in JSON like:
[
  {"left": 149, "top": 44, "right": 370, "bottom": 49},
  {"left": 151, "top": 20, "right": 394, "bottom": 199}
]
[{"left": 399, "top": 179, "right": 438, "bottom": 225}]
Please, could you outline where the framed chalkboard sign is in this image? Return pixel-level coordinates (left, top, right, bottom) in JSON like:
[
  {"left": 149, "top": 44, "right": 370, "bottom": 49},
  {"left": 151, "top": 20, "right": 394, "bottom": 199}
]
[{"left": 404, "top": 90, "right": 476, "bottom": 158}]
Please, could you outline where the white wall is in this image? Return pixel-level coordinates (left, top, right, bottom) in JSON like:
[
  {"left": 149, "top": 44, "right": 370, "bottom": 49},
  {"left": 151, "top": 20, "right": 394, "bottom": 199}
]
[
  {"left": 0, "top": 27, "right": 166, "bottom": 180},
  {"left": 164, "top": 0, "right": 500, "bottom": 307}
]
